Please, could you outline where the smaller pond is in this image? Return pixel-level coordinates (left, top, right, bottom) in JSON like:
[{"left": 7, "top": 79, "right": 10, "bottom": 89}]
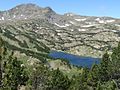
[{"left": 49, "top": 51, "right": 100, "bottom": 68}]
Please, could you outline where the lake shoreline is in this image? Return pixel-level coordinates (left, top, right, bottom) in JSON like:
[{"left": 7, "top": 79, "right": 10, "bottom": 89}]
[{"left": 49, "top": 50, "right": 100, "bottom": 68}]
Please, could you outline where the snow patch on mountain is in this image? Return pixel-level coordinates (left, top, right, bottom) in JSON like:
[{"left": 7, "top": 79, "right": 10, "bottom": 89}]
[
  {"left": 54, "top": 23, "right": 70, "bottom": 27},
  {"left": 75, "top": 18, "right": 86, "bottom": 21}
]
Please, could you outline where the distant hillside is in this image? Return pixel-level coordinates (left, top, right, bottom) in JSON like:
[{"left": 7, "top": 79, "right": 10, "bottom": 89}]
[{"left": 0, "top": 3, "right": 120, "bottom": 58}]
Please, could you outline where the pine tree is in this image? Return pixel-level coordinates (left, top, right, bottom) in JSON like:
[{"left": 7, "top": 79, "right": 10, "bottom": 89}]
[
  {"left": 87, "top": 64, "right": 99, "bottom": 89},
  {"left": 99, "top": 52, "right": 111, "bottom": 82},
  {"left": 32, "top": 63, "right": 50, "bottom": 90},
  {"left": 111, "top": 42, "right": 120, "bottom": 73},
  {"left": 0, "top": 37, "right": 29, "bottom": 89},
  {"left": 2, "top": 54, "right": 29, "bottom": 90},
  {"left": 96, "top": 80, "right": 118, "bottom": 90},
  {"left": 0, "top": 37, "right": 5, "bottom": 88},
  {"left": 0, "top": 56, "right": 2, "bottom": 87},
  {"left": 69, "top": 68, "right": 89, "bottom": 90},
  {"left": 47, "top": 68, "right": 70, "bottom": 90}
]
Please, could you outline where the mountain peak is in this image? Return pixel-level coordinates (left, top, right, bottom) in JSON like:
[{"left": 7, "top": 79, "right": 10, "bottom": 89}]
[
  {"left": 9, "top": 3, "right": 56, "bottom": 15},
  {"left": 0, "top": 3, "right": 56, "bottom": 21},
  {"left": 43, "top": 7, "right": 55, "bottom": 14},
  {"left": 14, "top": 3, "right": 41, "bottom": 9}
]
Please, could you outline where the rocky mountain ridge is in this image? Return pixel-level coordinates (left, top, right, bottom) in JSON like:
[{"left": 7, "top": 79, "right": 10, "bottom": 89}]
[{"left": 0, "top": 3, "right": 120, "bottom": 57}]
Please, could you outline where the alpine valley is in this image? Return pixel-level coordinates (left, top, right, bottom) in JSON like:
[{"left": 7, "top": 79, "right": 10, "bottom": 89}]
[
  {"left": 0, "top": 3, "right": 120, "bottom": 90},
  {"left": 0, "top": 3, "right": 120, "bottom": 58}
]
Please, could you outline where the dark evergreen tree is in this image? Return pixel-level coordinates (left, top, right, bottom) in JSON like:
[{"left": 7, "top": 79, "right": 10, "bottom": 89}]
[
  {"left": 0, "top": 37, "right": 29, "bottom": 90},
  {"left": 99, "top": 52, "right": 111, "bottom": 82},
  {"left": 87, "top": 64, "right": 99, "bottom": 89},
  {"left": 2, "top": 54, "right": 29, "bottom": 90},
  {"left": 69, "top": 68, "right": 89, "bottom": 90},
  {"left": 111, "top": 42, "right": 120, "bottom": 73},
  {"left": 47, "top": 68, "right": 70, "bottom": 90},
  {"left": 32, "top": 63, "right": 50, "bottom": 90},
  {"left": 96, "top": 80, "right": 118, "bottom": 90},
  {"left": 0, "top": 37, "right": 5, "bottom": 88},
  {"left": 0, "top": 56, "right": 2, "bottom": 87}
]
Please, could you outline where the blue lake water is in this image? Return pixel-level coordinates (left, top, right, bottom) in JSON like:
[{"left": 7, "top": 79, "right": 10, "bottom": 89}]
[{"left": 49, "top": 51, "right": 100, "bottom": 68}]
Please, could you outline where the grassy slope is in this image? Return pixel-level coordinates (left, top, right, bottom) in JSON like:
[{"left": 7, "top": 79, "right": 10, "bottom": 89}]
[{"left": 0, "top": 19, "right": 82, "bottom": 78}]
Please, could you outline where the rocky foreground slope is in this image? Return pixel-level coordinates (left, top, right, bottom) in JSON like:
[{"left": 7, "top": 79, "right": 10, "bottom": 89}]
[{"left": 0, "top": 3, "right": 120, "bottom": 57}]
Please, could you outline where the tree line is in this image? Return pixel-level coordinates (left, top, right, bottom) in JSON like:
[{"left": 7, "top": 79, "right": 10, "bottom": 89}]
[{"left": 0, "top": 37, "right": 120, "bottom": 90}]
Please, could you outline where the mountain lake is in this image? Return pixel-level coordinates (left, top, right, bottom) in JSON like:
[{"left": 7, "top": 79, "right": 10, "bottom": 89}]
[{"left": 49, "top": 51, "right": 100, "bottom": 68}]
